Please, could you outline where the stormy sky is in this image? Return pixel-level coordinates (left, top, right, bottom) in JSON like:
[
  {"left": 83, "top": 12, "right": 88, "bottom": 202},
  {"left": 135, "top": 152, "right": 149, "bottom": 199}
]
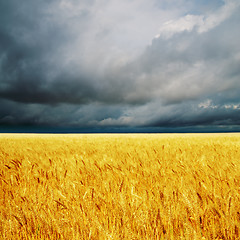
[{"left": 0, "top": 0, "right": 240, "bottom": 132}]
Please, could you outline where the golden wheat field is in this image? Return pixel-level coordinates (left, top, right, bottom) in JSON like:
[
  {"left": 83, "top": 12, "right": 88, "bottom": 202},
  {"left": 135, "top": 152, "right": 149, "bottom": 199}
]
[{"left": 1, "top": 133, "right": 240, "bottom": 239}]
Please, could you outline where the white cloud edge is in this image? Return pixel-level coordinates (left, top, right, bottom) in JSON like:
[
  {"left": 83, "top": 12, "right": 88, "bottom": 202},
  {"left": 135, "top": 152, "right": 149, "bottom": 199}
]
[
  {"left": 155, "top": 0, "right": 240, "bottom": 39},
  {"left": 198, "top": 99, "right": 240, "bottom": 110}
]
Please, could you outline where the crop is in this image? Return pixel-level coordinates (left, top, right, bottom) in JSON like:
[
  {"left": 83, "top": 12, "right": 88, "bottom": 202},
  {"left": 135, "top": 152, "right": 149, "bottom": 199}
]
[{"left": 1, "top": 133, "right": 240, "bottom": 239}]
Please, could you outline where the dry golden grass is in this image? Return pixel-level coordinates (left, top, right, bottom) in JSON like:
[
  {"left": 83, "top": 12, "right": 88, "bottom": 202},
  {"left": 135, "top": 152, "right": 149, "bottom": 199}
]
[{"left": 1, "top": 133, "right": 240, "bottom": 239}]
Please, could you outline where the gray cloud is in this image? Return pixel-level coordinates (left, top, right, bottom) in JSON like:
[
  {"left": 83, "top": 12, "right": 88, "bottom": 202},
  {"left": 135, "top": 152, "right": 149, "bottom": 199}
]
[
  {"left": 129, "top": 8, "right": 240, "bottom": 104},
  {"left": 0, "top": 0, "right": 240, "bottom": 131},
  {"left": 149, "top": 102, "right": 240, "bottom": 128},
  {"left": 0, "top": 0, "right": 154, "bottom": 106}
]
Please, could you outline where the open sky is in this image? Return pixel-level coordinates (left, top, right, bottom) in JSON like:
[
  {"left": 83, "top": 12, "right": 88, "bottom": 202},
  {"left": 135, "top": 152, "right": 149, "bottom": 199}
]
[{"left": 0, "top": 0, "right": 240, "bottom": 133}]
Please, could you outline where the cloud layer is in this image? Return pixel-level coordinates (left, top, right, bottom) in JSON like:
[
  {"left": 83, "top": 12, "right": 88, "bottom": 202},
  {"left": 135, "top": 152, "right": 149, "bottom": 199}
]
[{"left": 0, "top": 0, "right": 240, "bottom": 132}]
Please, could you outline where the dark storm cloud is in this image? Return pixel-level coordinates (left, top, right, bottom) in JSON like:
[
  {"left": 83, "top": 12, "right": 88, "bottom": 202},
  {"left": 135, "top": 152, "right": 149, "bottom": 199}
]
[
  {"left": 0, "top": 0, "right": 156, "bottom": 107},
  {"left": 0, "top": 99, "right": 127, "bottom": 128},
  {"left": 149, "top": 103, "right": 240, "bottom": 128},
  {"left": 0, "top": 0, "right": 98, "bottom": 105},
  {"left": 0, "top": 0, "right": 146, "bottom": 106},
  {"left": 0, "top": 0, "right": 240, "bottom": 131}
]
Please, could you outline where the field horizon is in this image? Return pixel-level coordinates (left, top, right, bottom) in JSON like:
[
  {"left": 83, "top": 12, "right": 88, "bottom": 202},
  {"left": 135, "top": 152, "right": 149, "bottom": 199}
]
[{"left": 1, "top": 133, "right": 240, "bottom": 239}]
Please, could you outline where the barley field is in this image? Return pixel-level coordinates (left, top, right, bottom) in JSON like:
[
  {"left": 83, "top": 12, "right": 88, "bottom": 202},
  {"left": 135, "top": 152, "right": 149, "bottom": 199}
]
[{"left": 1, "top": 133, "right": 240, "bottom": 239}]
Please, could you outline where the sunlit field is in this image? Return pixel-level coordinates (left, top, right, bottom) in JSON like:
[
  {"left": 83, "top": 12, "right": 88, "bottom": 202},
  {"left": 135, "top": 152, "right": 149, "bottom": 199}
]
[{"left": 1, "top": 133, "right": 240, "bottom": 239}]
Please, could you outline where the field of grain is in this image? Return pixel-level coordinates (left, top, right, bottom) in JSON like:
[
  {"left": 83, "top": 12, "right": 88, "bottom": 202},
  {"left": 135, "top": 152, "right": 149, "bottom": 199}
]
[{"left": 1, "top": 133, "right": 240, "bottom": 239}]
